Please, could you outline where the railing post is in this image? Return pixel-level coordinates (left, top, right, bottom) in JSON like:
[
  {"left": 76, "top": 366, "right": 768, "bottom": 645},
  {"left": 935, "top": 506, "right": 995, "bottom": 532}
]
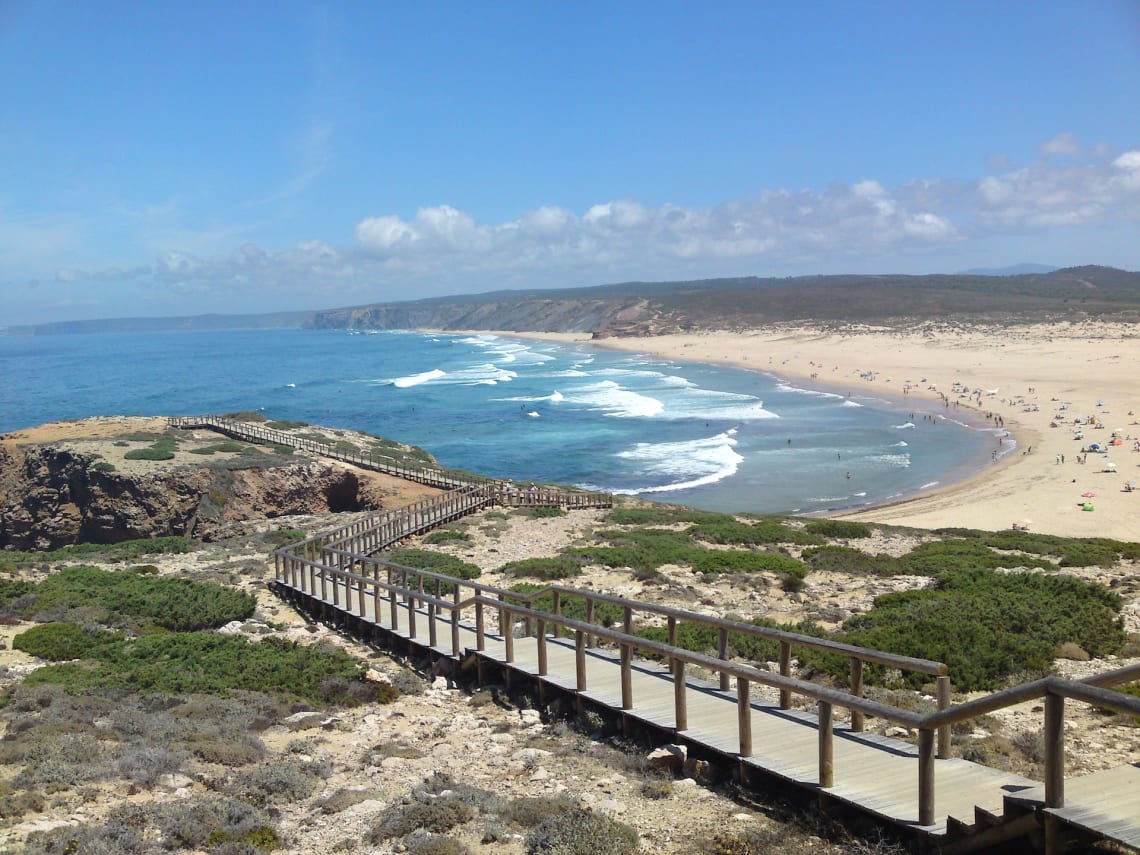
[
  {"left": 737, "top": 677, "right": 752, "bottom": 757},
  {"left": 585, "top": 598, "right": 595, "bottom": 647},
  {"left": 718, "top": 627, "right": 730, "bottom": 691},
  {"left": 674, "top": 659, "right": 687, "bottom": 731},
  {"left": 668, "top": 616, "right": 677, "bottom": 675},
  {"left": 850, "top": 657, "right": 864, "bottom": 732},
  {"left": 505, "top": 611, "right": 515, "bottom": 662},
  {"left": 389, "top": 585, "right": 398, "bottom": 631},
  {"left": 476, "top": 598, "right": 485, "bottom": 651},
  {"left": 818, "top": 701, "right": 834, "bottom": 789},
  {"left": 551, "top": 590, "right": 561, "bottom": 639},
  {"left": 778, "top": 641, "right": 792, "bottom": 709},
  {"left": 620, "top": 644, "right": 633, "bottom": 709},
  {"left": 623, "top": 606, "right": 633, "bottom": 637},
  {"left": 537, "top": 619, "right": 548, "bottom": 676},
  {"left": 497, "top": 593, "right": 506, "bottom": 639},
  {"left": 407, "top": 590, "right": 417, "bottom": 639},
  {"left": 936, "top": 675, "right": 951, "bottom": 758},
  {"left": 451, "top": 587, "right": 461, "bottom": 656},
  {"left": 1044, "top": 690, "right": 1064, "bottom": 808},
  {"left": 575, "top": 630, "right": 586, "bottom": 692},
  {"left": 428, "top": 600, "right": 438, "bottom": 648},
  {"left": 918, "top": 728, "right": 935, "bottom": 826}
]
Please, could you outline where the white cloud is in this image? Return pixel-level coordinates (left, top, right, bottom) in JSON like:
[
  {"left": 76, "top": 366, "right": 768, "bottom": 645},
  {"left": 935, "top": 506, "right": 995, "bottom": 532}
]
[
  {"left": 15, "top": 134, "right": 1138, "bottom": 320},
  {"left": 1041, "top": 132, "right": 1082, "bottom": 157}
]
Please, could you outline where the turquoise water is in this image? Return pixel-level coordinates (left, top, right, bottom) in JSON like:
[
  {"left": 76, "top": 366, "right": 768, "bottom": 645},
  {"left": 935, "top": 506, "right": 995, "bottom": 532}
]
[{"left": 0, "top": 328, "right": 1007, "bottom": 514}]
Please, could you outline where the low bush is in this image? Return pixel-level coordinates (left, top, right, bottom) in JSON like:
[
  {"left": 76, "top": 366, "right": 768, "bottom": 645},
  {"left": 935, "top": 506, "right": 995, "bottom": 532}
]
[
  {"left": 526, "top": 807, "right": 639, "bottom": 855},
  {"left": 386, "top": 550, "right": 482, "bottom": 587},
  {"left": 499, "top": 557, "right": 582, "bottom": 580},
  {"left": 123, "top": 436, "right": 178, "bottom": 461},
  {"left": 607, "top": 507, "right": 733, "bottom": 526},
  {"left": 507, "top": 584, "right": 626, "bottom": 628},
  {"left": 836, "top": 568, "right": 1126, "bottom": 690},
  {"left": 801, "top": 545, "right": 904, "bottom": 576},
  {"left": 500, "top": 795, "right": 576, "bottom": 828},
  {"left": 369, "top": 796, "right": 476, "bottom": 842},
  {"left": 12, "top": 567, "right": 255, "bottom": 632},
  {"left": 0, "top": 536, "right": 194, "bottom": 567},
  {"left": 423, "top": 529, "right": 472, "bottom": 545},
  {"left": 188, "top": 441, "right": 248, "bottom": 455},
  {"left": 514, "top": 506, "right": 567, "bottom": 518},
  {"left": 804, "top": 519, "right": 872, "bottom": 539},
  {"left": 228, "top": 759, "right": 326, "bottom": 807},
  {"left": 899, "top": 540, "right": 1054, "bottom": 576},
  {"left": 566, "top": 528, "right": 703, "bottom": 573},
  {"left": 22, "top": 634, "right": 377, "bottom": 704},
  {"left": 13, "top": 623, "right": 121, "bottom": 661}
]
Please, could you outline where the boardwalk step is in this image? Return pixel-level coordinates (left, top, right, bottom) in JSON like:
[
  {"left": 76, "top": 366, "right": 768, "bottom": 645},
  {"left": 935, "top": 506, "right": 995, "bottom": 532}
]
[{"left": 973, "top": 805, "right": 1002, "bottom": 829}]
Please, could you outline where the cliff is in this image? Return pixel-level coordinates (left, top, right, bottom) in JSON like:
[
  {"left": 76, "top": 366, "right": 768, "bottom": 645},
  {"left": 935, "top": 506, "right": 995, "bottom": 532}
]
[{"left": 0, "top": 418, "right": 424, "bottom": 551}]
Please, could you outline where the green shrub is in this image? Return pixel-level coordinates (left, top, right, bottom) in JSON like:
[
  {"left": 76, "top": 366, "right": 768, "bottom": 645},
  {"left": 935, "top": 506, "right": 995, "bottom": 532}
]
[
  {"left": 13, "top": 623, "right": 121, "bottom": 661},
  {"left": 16, "top": 567, "right": 255, "bottom": 631},
  {"left": 899, "top": 540, "right": 1054, "bottom": 576},
  {"left": 423, "top": 529, "right": 472, "bottom": 545},
  {"left": 566, "top": 528, "right": 703, "bottom": 572},
  {"left": 836, "top": 568, "right": 1126, "bottom": 690},
  {"left": 515, "top": 506, "right": 568, "bottom": 518},
  {"left": 690, "top": 550, "right": 806, "bottom": 578},
  {"left": 188, "top": 441, "right": 248, "bottom": 455},
  {"left": 499, "top": 557, "right": 582, "bottom": 580},
  {"left": 0, "top": 536, "right": 194, "bottom": 566},
  {"left": 606, "top": 507, "right": 731, "bottom": 526},
  {"left": 266, "top": 419, "right": 308, "bottom": 430},
  {"left": 507, "top": 584, "right": 626, "bottom": 628},
  {"left": 22, "top": 634, "right": 373, "bottom": 703},
  {"left": 92, "top": 461, "right": 116, "bottom": 473},
  {"left": 386, "top": 549, "right": 482, "bottom": 594},
  {"left": 123, "top": 436, "right": 178, "bottom": 461},
  {"left": 526, "top": 807, "right": 639, "bottom": 855},
  {"left": 804, "top": 519, "right": 872, "bottom": 539},
  {"left": 801, "top": 545, "right": 904, "bottom": 576}
]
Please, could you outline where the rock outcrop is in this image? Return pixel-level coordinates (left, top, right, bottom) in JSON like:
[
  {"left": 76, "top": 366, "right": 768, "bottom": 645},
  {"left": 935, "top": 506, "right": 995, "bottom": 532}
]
[{"left": 0, "top": 443, "right": 383, "bottom": 550}]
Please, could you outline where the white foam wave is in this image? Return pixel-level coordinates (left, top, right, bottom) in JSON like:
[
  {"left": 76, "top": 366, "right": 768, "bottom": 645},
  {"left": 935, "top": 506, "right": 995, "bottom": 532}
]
[
  {"left": 563, "top": 380, "right": 664, "bottom": 418},
  {"left": 894, "top": 422, "right": 915, "bottom": 429},
  {"left": 777, "top": 383, "right": 843, "bottom": 400},
  {"left": 894, "top": 441, "right": 909, "bottom": 447},
  {"left": 842, "top": 400, "right": 863, "bottom": 407},
  {"left": 866, "top": 453, "right": 912, "bottom": 467},
  {"left": 920, "top": 481, "right": 940, "bottom": 490},
  {"left": 393, "top": 369, "right": 446, "bottom": 388},
  {"left": 611, "top": 432, "right": 743, "bottom": 494},
  {"left": 495, "top": 390, "right": 565, "bottom": 404}
]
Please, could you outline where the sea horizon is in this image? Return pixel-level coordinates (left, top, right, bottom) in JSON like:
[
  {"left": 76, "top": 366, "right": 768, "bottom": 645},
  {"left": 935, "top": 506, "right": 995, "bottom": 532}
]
[{"left": 0, "top": 327, "right": 1008, "bottom": 515}]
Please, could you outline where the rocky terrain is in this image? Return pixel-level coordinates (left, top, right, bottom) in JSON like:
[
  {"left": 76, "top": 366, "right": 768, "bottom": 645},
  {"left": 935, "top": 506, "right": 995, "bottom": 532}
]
[
  {"left": 1, "top": 417, "right": 1138, "bottom": 854},
  {"left": 0, "top": 417, "right": 438, "bottom": 550}
]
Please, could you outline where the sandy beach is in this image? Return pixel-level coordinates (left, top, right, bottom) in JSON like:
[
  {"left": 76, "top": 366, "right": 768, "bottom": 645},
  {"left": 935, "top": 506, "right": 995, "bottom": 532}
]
[{"left": 511, "top": 322, "right": 1140, "bottom": 541}]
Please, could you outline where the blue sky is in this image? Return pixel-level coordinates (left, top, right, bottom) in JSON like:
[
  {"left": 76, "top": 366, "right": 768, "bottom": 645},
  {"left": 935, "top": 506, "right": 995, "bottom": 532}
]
[{"left": 2, "top": 1, "right": 1138, "bottom": 325}]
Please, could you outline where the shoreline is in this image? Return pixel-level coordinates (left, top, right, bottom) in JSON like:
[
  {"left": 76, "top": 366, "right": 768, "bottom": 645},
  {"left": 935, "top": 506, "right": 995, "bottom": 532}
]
[{"left": 492, "top": 323, "right": 1140, "bottom": 540}]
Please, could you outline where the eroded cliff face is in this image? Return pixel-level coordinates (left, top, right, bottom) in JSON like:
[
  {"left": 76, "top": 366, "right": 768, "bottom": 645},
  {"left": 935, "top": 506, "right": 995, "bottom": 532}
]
[{"left": 0, "top": 444, "right": 383, "bottom": 551}]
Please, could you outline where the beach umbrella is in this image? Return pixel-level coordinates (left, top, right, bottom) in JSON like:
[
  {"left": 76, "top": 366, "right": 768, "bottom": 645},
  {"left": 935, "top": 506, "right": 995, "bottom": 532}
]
[
  {"left": 1082, "top": 502, "right": 1094, "bottom": 511},
  {"left": 1081, "top": 491, "right": 1096, "bottom": 498}
]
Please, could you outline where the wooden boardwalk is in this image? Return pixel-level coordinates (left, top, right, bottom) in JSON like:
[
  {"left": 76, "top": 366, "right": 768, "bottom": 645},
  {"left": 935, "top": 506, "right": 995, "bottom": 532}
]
[{"left": 171, "top": 415, "right": 1140, "bottom": 853}]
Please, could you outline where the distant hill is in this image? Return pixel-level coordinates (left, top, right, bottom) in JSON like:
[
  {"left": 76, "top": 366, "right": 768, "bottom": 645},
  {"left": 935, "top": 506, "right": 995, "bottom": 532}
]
[
  {"left": 308, "top": 265, "right": 1140, "bottom": 336},
  {"left": 6, "top": 266, "right": 1138, "bottom": 338},
  {"left": 957, "top": 263, "right": 1058, "bottom": 276},
  {"left": 1, "top": 310, "right": 312, "bottom": 337}
]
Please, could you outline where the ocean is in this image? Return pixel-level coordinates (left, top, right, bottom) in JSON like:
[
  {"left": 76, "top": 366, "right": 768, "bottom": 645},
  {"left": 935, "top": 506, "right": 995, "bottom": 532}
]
[{"left": 0, "top": 328, "right": 1006, "bottom": 515}]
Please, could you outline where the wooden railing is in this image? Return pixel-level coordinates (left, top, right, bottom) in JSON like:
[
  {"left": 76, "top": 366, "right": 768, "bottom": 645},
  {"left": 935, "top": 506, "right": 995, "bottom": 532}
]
[
  {"left": 167, "top": 415, "right": 613, "bottom": 509},
  {"left": 275, "top": 549, "right": 1140, "bottom": 829}
]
